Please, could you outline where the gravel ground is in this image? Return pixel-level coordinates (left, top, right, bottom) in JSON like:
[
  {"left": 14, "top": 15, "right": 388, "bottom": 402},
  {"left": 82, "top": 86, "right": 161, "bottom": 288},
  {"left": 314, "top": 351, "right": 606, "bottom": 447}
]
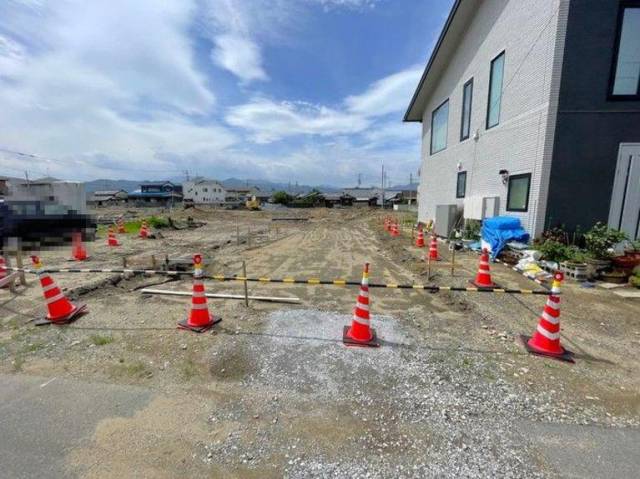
[{"left": 199, "top": 309, "right": 571, "bottom": 477}]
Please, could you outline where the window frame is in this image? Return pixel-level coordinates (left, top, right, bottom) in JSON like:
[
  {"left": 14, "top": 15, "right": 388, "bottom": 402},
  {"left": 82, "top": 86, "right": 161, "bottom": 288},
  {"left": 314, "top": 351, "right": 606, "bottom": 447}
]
[
  {"left": 460, "top": 78, "right": 474, "bottom": 141},
  {"left": 486, "top": 51, "right": 505, "bottom": 129},
  {"left": 456, "top": 171, "right": 467, "bottom": 198},
  {"left": 608, "top": 2, "right": 640, "bottom": 100},
  {"left": 506, "top": 173, "right": 531, "bottom": 212},
  {"left": 430, "top": 98, "right": 450, "bottom": 155}
]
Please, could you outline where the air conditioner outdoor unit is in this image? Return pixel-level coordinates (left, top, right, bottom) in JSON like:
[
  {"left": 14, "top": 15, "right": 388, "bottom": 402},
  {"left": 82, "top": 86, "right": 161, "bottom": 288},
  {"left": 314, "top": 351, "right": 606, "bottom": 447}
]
[
  {"left": 435, "top": 204, "right": 457, "bottom": 238},
  {"left": 463, "top": 196, "right": 500, "bottom": 220}
]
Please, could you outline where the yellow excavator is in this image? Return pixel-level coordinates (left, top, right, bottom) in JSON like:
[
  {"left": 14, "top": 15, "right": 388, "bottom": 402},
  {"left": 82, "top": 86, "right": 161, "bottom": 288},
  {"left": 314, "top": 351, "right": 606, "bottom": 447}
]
[{"left": 245, "top": 195, "right": 261, "bottom": 211}]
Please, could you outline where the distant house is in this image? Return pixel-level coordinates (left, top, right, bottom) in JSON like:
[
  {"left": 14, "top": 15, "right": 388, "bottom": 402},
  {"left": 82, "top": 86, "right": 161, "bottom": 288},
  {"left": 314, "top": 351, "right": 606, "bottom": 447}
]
[
  {"left": 405, "top": 0, "right": 640, "bottom": 238},
  {"left": 225, "top": 186, "right": 270, "bottom": 204},
  {"left": 323, "top": 193, "right": 355, "bottom": 208},
  {"left": 182, "top": 179, "right": 226, "bottom": 205},
  {"left": 342, "top": 187, "right": 379, "bottom": 207},
  {"left": 128, "top": 181, "right": 182, "bottom": 205},
  {"left": 0, "top": 177, "right": 9, "bottom": 198},
  {"left": 87, "top": 189, "right": 128, "bottom": 206},
  {"left": 8, "top": 177, "right": 87, "bottom": 213}
]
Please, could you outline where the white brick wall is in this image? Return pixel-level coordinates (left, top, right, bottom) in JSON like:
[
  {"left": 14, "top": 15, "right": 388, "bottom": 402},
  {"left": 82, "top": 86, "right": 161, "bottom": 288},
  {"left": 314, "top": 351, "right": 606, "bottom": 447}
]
[{"left": 417, "top": 0, "right": 568, "bottom": 236}]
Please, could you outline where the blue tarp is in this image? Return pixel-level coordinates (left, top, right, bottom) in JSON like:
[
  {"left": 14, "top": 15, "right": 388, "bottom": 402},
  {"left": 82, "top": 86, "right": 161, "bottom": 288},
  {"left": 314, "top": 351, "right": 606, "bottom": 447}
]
[{"left": 481, "top": 216, "right": 529, "bottom": 259}]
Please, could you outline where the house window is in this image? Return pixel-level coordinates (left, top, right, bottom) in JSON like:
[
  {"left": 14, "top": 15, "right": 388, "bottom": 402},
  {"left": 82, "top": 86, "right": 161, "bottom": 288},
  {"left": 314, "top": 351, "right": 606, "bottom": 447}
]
[
  {"left": 506, "top": 173, "right": 531, "bottom": 212},
  {"left": 203, "top": 187, "right": 208, "bottom": 192},
  {"left": 430, "top": 99, "right": 449, "bottom": 154},
  {"left": 456, "top": 171, "right": 467, "bottom": 198},
  {"left": 486, "top": 51, "right": 505, "bottom": 129},
  {"left": 610, "top": 5, "right": 640, "bottom": 98},
  {"left": 460, "top": 78, "right": 473, "bottom": 140}
]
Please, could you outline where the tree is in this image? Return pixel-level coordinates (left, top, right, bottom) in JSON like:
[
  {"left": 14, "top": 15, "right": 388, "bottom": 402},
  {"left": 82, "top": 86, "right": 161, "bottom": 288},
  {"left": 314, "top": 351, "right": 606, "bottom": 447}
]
[{"left": 272, "top": 191, "right": 293, "bottom": 205}]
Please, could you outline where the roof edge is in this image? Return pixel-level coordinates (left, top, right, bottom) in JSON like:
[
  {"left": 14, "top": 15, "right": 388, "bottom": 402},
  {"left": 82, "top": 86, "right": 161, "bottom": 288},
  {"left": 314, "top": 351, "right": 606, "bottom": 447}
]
[{"left": 403, "top": 0, "right": 462, "bottom": 122}]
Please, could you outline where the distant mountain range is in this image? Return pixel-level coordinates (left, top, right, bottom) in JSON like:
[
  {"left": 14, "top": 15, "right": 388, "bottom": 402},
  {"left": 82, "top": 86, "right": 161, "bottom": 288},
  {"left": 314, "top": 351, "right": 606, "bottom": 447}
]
[{"left": 84, "top": 178, "right": 416, "bottom": 194}]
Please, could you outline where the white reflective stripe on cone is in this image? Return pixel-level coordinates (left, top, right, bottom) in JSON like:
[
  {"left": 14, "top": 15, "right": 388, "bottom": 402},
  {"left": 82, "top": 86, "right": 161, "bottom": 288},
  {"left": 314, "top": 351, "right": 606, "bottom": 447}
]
[
  {"left": 359, "top": 289, "right": 369, "bottom": 298},
  {"left": 551, "top": 286, "right": 561, "bottom": 294},
  {"left": 546, "top": 299, "right": 560, "bottom": 310},
  {"left": 352, "top": 315, "right": 370, "bottom": 326},
  {"left": 480, "top": 261, "right": 490, "bottom": 267},
  {"left": 536, "top": 325, "right": 560, "bottom": 340},
  {"left": 42, "top": 283, "right": 58, "bottom": 293},
  {"left": 45, "top": 293, "right": 65, "bottom": 304},
  {"left": 356, "top": 301, "right": 370, "bottom": 311},
  {"left": 541, "top": 311, "right": 560, "bottom": 325},
  {"left": 190, "top": 303, "right": 208, "bottom": 310},
  {"left": 192, "top": 291, "right": 206, "bottom": 298}
]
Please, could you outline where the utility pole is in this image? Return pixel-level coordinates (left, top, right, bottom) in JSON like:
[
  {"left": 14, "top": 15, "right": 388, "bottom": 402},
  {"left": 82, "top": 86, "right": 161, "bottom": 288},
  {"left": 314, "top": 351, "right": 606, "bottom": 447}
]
[
  {"left": 381, "top": 163, "right": 385, "bottom": 209},
  {"left": 184, "top": 170, "right": 190, "bottom": 181},
  {"left": 357, "top": 173, "right": 361, "bottom": 187}
]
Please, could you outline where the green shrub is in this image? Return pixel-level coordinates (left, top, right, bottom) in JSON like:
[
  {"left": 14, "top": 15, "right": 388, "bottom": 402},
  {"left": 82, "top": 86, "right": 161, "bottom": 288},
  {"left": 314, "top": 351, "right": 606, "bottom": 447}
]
[
  {"left": 538, "top": 239, "right": 571, "bottom": 263},
  {"left": 584, "top": 222, "right": 627, "bottom": 259}
]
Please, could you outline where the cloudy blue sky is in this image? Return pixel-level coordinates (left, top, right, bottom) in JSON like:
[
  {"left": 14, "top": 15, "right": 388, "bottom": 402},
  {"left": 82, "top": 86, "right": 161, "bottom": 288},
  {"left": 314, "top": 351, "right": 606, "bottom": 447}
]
[{"left": 0, "top": 0, "right": 452, "bottom": 187}]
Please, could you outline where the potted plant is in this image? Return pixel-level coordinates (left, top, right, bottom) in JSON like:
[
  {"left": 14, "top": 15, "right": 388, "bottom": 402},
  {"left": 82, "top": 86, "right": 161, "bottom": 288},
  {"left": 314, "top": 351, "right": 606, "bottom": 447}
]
[
  {"left": 560, "top": 245, "right": 590, "bottom": 281},
  {"left": 461, "top": 219, "right": 481, "bottom": 247},
  {"left": 583, "top": 222, "right": 627, "bottom": 276}
]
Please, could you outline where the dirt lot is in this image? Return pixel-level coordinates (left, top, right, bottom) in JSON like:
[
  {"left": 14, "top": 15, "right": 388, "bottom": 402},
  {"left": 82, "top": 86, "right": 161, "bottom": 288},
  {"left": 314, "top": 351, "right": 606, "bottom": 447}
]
[{"left": 1, "top": 207, "right": 639, "bottom": 478}]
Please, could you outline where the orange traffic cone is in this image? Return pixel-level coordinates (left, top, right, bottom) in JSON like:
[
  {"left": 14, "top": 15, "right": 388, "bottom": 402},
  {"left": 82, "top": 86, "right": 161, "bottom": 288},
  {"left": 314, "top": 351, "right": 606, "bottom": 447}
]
[
  {"left": 522, "top": 272, "right": 573, "bottom": 362},
  {"left": 391, "top": 222, "right": 400, "bottom": 237},
  {"left": 343, "top": 263, "right": 379, "bottom": 347},
  {"left": 31, "top": 256, "right": 86, "bottom": 325},
  {"left": 139, "top": 220, "right": 149, "bottom": 239},
  {"left": 470, "top": 248, "right": 495, "bottom": 287},
  {"left": 427, "top": 234, "right": 440, "bottom": 261},
  {"left": 71, "top": 232, "right": 88, "bottom": 261},
  {"left": 117, "top": 218, "right": 126, "bottom": 234},
  {"left": 0, "top": 255, "right": 7, "bottom": 288},
  {"left": 107, "top": 226, "right": 120, "bottom": 247},
  {"left": 178, "top": 254, "right": 221, "bottom": 333},
  {"left": 415, "top": 227, "right": 425, "bottom": 248}
]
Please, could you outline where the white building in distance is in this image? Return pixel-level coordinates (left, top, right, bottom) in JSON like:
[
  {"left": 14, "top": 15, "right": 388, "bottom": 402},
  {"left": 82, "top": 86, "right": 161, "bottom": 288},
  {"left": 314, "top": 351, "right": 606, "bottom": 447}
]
[{"left": 182, "top": 178, "right": 226, "bottom": 205}]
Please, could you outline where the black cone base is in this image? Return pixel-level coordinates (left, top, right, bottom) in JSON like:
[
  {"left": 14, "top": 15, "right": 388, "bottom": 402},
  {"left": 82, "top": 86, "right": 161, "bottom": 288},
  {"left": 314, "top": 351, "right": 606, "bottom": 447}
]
[
  {"left": 35, "top": 304, "right": 87, "bottom": 326},
  {"left": 178, "top": 316, "right": 222, "bottom": 333},
  {"left": 520, "top": 335, "right": 575, "bottom": 363},
  {"left": 342, "top": 325, "right": 379, "bottom": 347}
]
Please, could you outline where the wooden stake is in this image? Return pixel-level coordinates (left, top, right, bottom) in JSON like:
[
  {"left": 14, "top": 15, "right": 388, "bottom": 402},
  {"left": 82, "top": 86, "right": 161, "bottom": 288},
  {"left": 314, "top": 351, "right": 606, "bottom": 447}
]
[
  {"left": 15, "top": 248, "right": 26, "bottom": 286},
  {"left": 247, "top": 227, "right": 251, "bottom": 248},
  {"left": 236, "top": 224, "right": 240, "bottom": 246},
  {"left": 450, "top": 246, "right": 456, "bottom": 277},
  {"left": 242, "top": 260, "right": 249, "bottom": 307}
]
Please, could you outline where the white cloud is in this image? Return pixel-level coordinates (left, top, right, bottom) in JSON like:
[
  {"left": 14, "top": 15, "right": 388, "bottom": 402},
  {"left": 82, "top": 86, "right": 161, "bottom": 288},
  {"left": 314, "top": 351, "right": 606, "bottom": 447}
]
[
  {"left": 225, "top": 65, "right": 421, "bottom": 143},
  {"left": 345, "top": 66, "right": 422, "bottom": 116},
  {"left": 212, "top": 33, "right": 268, "bottom": 82},
  {"left": 0, "top": 0, "right": 234, "bottom": 180},
  {"left": 226, "top": 99, "right": 369, "bottom": 143}
]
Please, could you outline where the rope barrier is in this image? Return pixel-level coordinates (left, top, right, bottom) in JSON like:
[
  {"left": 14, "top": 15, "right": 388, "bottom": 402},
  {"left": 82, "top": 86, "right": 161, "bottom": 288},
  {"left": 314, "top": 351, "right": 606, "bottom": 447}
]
[{"left": 5, "top": 267, "right": 553, "bottom": 295}]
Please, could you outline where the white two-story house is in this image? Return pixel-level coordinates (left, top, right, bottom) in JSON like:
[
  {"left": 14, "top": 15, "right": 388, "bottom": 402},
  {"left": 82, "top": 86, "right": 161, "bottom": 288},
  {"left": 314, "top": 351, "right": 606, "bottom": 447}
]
[
  {"left": 182, "top": 178, "right": 226, "bottom": 205},
  {"left": 405, "top": 0, "right": 640, "bottom": 239}
]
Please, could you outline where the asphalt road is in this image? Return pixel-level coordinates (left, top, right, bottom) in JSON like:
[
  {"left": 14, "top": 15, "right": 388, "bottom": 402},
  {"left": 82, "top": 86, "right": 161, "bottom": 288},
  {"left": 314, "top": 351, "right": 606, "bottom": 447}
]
[{"left": 0, "top": 374, "right": 151, "bottom": 479}]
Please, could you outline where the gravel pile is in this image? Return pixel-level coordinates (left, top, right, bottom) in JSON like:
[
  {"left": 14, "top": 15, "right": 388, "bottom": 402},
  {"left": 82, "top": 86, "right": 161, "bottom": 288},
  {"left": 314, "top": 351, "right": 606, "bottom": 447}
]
[{"left": 200, "top": 308, "right": 640, "bottom": 477}]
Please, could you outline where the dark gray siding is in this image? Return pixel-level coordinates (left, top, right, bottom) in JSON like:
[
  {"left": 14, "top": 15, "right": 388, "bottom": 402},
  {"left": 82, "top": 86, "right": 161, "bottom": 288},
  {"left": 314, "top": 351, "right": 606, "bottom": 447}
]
[{"left": 545, "top": 0, "right": 640, "bottom": 233}]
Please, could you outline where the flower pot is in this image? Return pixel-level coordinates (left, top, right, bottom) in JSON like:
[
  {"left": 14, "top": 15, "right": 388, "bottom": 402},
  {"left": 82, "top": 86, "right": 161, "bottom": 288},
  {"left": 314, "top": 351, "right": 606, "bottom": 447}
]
[
  {"left": 585, "top": 258, "right": 611, "bottom": 278},
  {"left": 612, "top": 254, "right": 640, "bottom": 271},
  {"left": 601, "top": 270, "right": 630, "bottom": 284}
]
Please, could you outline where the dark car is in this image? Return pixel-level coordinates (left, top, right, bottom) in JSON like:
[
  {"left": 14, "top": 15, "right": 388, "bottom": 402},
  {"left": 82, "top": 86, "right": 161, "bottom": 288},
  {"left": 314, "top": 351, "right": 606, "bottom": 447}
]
[{"left": 0, "top": 200, "right": 96, "bottom": 249}]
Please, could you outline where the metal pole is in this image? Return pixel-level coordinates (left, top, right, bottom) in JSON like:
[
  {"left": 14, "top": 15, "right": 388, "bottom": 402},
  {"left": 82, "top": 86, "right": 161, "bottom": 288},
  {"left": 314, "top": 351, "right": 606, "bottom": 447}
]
[
  {"left": 236, "top": 224, "right": 240, "bottom": 246},
  {"left": 427, "top": 251, "right": 432, "bottom": 281},
  {"left": 242, "top": 261, "right": 249, "bottom": 307}
]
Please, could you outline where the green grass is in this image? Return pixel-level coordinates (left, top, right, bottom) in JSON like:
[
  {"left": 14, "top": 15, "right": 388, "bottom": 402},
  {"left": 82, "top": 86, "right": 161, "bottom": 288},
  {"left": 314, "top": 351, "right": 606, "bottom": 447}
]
[
  {"left": 89, "top": 334, "right": 114, "bottom": 346},
  {"left": 109, "top": 360, "right": 152, "bottom": 380},
  {"left": 181, "top": 357, "right": 201, "bottom": 381},
  {"left": 97, "top": 216, "right": 169, "bottom": 237}
]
